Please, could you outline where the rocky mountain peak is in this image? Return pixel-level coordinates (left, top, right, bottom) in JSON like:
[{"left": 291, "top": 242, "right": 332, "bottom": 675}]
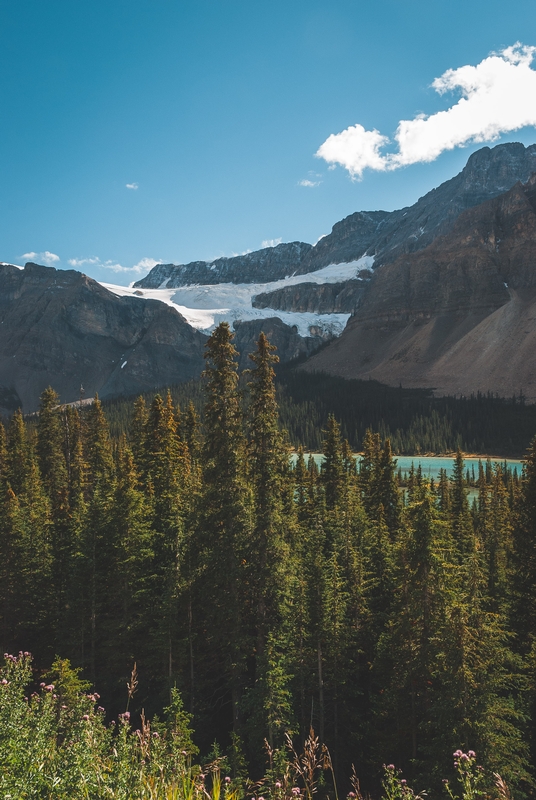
[
  {"left": 299, "top": 142, "right": 536, "bottom": 272},
  {"left": 458, "top": 142, "right": 536, "bottom": 195},
  {"left": 134, "top": 241, "right": 313, "bottom": 289},
  {"left": 137, "top": 143, "right": 536, "bottom": 292}
]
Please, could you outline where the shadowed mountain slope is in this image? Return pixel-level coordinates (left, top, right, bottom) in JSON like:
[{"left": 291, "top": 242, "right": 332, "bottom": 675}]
[
  {"left": 0, "top": 263, "right": 208, "bottom": 413},
  {"left": 303, "top": 174, "right": 536, "bottom": 400}
]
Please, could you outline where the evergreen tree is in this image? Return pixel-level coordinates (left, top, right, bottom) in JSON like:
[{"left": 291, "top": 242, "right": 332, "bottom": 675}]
[
  {"left": 110, "top": 440, "right": 155, "bottom": 699},
  {"left": 6, "top": 409, "right": 30, "bottom": 496},
  {"left": 36, "top": 388, "right": 71, "bottom": 639},
  {"left": 370, "top": 439, "right": 402, "bottom": 536},
  {"left": 130, "top": 395, "right": 148, "bottom": 475},
  {"left": 321, "top": 415, "right": 345, "bottom": 510},
  {"left": 81, "top": 395, "right": 116, "bottom": 680},
  {"left": 195, "top": 322, "right": 251, "bottom": 736},
  {"left": 450, "top": 450, "right": 474, "bottom": 554},
  {"left": 141, "top": 392, "right": 191, "bottom": 699},
  {"left": 372, "top": 487, "right": 451, "bottom": 779},
  {"left": 245, "top": 332, "right": 293, "bottom": 747}
]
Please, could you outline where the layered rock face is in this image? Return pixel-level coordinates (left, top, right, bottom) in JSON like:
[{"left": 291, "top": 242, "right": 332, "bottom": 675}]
[
  {"left": 134, "top": 242, "right": 313, "bottom": 289},
  {"left": 303, "top": 175, "right": 536, "bottom": 399},
  {"left": 0, "top": 263, "right": 208, "bottom": 413},
  {"left": 252, "top": 279, "right": 367, "bottom": 314}
]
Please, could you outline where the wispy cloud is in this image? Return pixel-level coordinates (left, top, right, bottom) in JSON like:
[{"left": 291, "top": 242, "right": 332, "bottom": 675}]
[
  {"left": 68, "top": 256, "right": 159, "bottom": 274},
  {"left": 317, "top": 43, "right": 536, "bottom": 178},
  {"left": 126, "top": 182, "right": 139, "bottom": 190},
  {"left": 298, "top": 179, "right": 322, "bottom": 187},
  {"left": 22, "top": 251, "right": 60, "bottom": 265},
  {"left": 261, "top": 238, "right": 283, "bottom": 248},
  {"left": 67, "top": 257, "right": 101, "bottom": 267}
]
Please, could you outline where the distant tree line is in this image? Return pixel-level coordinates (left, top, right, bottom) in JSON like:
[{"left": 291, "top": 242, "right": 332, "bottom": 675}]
[
  {"left": 1, "top": 323, "right": 536, "bottom": 795},
  {"left": 101, "top": 366, "right": 536, "bottom": 457}
]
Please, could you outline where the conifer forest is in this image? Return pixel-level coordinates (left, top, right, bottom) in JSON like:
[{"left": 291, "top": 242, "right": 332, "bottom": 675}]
[{"left": 2, "top": 322, "right": 536, "bottom": 798}]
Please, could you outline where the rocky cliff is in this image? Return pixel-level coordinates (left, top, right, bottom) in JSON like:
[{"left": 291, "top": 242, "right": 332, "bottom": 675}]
[
  {"left": 0, "top": 263, "right": 208, "bottom": 413},
  {"left": 252, "top": 279, "right": 367, "bottom": 314},
  {"left": 134, "top": 241, "right": 312, "bottom": 289},
  {"left": 303, "top": 174, "right": 536, "bottom": 399}
]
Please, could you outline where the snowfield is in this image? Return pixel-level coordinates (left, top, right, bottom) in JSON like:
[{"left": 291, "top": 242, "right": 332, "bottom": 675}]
[{"left": 102, "top": 256, "right": 372, "bottom": 339}]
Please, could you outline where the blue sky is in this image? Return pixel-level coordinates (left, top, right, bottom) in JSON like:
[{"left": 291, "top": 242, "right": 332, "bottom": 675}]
[{"left": 2, "top": 0, "right": 536, "bottom": 285}]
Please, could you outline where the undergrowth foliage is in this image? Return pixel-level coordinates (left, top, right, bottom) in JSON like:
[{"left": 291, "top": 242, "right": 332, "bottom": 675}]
[{"left": 0, "top": 652, "right": 516, "bottom": 800}]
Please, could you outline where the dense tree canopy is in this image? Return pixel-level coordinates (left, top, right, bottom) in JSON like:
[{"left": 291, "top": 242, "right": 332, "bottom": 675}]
[{"left": 0, "top": 323, "right": 535, "bottom": 796}]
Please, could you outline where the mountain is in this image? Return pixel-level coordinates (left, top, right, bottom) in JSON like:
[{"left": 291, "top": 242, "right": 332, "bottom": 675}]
[
  {"left": 232, "top": 317, "right": 324, "bottom": 370},
  {"left": 4, "top": 142, "right": 536, "bottom": 413},
  {"left": 0, "top": 263, "right": 207, "bottom": 413},
  {"left": 299, "top": 141, "right": 536, "bottom": 272},
  {"left": 303, "top": 174, "right": 536, "bottom": 400},
  {"left": 252, "top": 279, "right": 367, "bottom": 314},
  {"left": 137, "top": 143, "right": 536, "bottom": 298},
  {"left": 134, "top": 241, "right": 313, "bottom": 288}
]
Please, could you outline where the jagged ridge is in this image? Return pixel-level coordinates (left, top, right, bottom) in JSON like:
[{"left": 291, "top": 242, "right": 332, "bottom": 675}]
[{"left": 134, "top": 241, "right": 313, "bottom": 289}]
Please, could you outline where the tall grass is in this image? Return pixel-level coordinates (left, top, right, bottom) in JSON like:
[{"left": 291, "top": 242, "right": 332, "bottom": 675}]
[{"left": 0, "top": 653, "right": 508, "bottom": 800}]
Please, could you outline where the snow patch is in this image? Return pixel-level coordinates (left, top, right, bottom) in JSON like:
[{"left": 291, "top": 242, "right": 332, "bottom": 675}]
[
  {"left": 121, "top": 361, "right": 128, "bottom": 369},
  {"left": 101, "top": 256, "right": 369, "bottom": 338}
]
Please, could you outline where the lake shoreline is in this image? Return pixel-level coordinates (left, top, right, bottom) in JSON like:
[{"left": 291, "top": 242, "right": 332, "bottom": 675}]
[{"left": 295, "top": 451, "right": 526, "bottom": 461}]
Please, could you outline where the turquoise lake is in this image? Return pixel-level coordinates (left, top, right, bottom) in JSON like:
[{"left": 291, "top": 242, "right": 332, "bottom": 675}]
[{"left": 292, "top": 454, "right": 524, "bottom": 481}]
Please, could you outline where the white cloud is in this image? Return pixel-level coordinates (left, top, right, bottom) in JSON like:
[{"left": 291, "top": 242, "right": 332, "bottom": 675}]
[
  {"left": 68, "top": 256, "right": 159, "bottom": 274},
  {"left": 316, "top": 43, "right": 536, "bottom": 178},
  {"left": 298, "top": 179, "right": 322, "bottom": 187},
  {"left": 22, "top": 251, "right": 60, "bottom": 265},
  {"left": 68, "top": 257, "right": 101, "bottom": 267},
  {"left": 126, "top": 182, "right": 139, "bottom": 190},
  {"left": 261, "top": 238, "right": 283, "bottom": 248}
]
